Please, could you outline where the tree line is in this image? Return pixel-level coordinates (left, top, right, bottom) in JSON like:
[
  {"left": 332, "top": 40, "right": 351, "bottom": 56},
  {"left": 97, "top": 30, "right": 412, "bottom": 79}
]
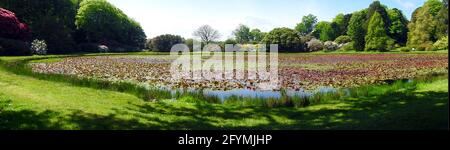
[
  {"left": 1, "top": 0, "right": 448, "bottom": 55},
  {"left": 1, "top": 0, "right": 146, "bottom": 55}
]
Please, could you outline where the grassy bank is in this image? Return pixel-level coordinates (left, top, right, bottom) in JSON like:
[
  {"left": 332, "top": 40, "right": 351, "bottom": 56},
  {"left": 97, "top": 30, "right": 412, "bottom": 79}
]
[{"left": 0, "top": 55, "right": 448, "bottom": 130}]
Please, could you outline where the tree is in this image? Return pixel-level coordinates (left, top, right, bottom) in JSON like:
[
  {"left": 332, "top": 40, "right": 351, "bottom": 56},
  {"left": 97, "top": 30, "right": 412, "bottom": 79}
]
[
  {"left": 366, "top": 1, "right": 391, "bottom": 31},
  {"left": 149, "top": 34, "right": 184, "bottom": 52},
  {"left": 232, "top": 24, "right": 252, "bottom": 43},
  {"left": 388, "top": 8, "right": 409, "bottom": 45},
  {"left": 365, "top": 12, "right": 392, "bottom": 51},
  {"left": 75, "top": 0, "right": 146, "bottom": 51},
  {"left": 313, "top": 21, "right": 336, "bottom": 41},
  {"left": 332, "top": 13, "right": 353, "bottom": 36},
  {"left": 262, "top": 27, "right": 303, "bottom": 52},
  {"left": 407, "top": 0, "right": 445, "bottom": 49},
  {"left": 193, "top": 25, "right": 220, "bottom": 44},
  {"left": 347, "top": 10, "right": 367, "bottom": 51},
  {"left": 250, "top": 29, "right": 265, "bottom": 43},
  {"left": 295, "top": 14, "right": 318, "bottom": 36},
  {"left": 0, "top": 0, "right": 80, "bottom": 53},
  {"left": 436, "top": 0, "right": 448, "bottom": 39}
]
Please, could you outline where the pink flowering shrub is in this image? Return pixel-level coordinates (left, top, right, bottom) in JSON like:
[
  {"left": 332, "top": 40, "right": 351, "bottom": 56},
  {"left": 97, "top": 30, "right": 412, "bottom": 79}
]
[{"left": 0, "top": 8, "right": 31, "bottom": 41}]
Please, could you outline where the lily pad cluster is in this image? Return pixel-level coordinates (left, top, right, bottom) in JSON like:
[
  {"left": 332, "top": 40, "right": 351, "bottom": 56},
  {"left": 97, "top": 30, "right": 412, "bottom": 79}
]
[{"left": 31, "top": 54, "right": 448, "bottom": 91}]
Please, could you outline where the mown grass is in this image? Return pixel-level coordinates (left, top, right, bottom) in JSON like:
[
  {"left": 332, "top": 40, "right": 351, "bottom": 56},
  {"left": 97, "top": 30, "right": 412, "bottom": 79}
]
[{"left": 0, "top": 58, "right": 447, "bottom": 129}]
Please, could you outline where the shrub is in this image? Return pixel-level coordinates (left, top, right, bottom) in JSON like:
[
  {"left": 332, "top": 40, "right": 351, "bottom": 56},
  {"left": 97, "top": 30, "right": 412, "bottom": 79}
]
[
  {"left": 149, "top": 34, "right": 184, "bottom": 52},
  {"left": 415, "top": 43, "right": 434, "bottom": 51},
  {"left": 334, "top": 35, "right": 352, "bottom": 44},
  {"left": 323, "top": 41, "right": 339, "bottom": 51},
  {"left": 306, "top": 38, "right": 324, "bottom": 51},
  {"left": 398, "top": 47, "right": 411, "bottom": 52},
  {"left": 433, "top": 36, "right": 448, "bottom": 50},
  {"left": 31, "top": 39, "right": 48, "bottom": 55},
  {"left": 98, "top": 45, "right": 109, "bottom": 53},
  {"left": 339, "top": 42, "right": 354, "bottom": 51},
  {"left": 0, "top": 8, "right": 31, "bottom": 41},
  {"left": 262, "top": 27, "right": 304, "bottom": 52},
  {"left": 0, "top": 37, "right": 31, "bottom": 56}
]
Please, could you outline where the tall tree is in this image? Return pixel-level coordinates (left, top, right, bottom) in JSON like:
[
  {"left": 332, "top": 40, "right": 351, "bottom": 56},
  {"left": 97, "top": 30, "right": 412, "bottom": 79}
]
[
  {"left": 332, "top": 13, "right": 353, "bottom": 36},
  {"left": 232, "top": 24, "right": 252, "bottom": 43},
  {"left": 313, "top": 21, "right": 336, "bottom": 41},
  {"left": 76, "top": 0, "right": 146, "bottom": 50},
  {"left": 388, "top": 8, "right": 409, "bottom": 45},
  {"left": 366, "top": 0, "right": 391, "bottom": 40},
  {"left": 250, "top": 29, "right": 265, "bottom": 43},
  {"left": 193, "top": 25, "right": 220, "bottom": 44},
  {"left": 407, "top": 0, "right": 445, "bottom": 48},
  {"left": 295, "top": 14, "right": 318, "bottom": 36},
  {"left": 347, "top": 10, "right": 367, "bottom": 51},
  {"left": 365, "top": 12, "right": 391, "bottom": 51}
]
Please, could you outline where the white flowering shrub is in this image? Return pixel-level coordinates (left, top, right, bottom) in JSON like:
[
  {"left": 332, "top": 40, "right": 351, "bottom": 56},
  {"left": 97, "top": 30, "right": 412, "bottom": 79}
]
[
  {"left": 98, "top": 45, "right": 109, "bottom": 53},
  {"left": 31, "top": 39, "right": 47, "bottom": 55},
  {"left": 324, "top": 41, "right": 339, "bottom": 51}
]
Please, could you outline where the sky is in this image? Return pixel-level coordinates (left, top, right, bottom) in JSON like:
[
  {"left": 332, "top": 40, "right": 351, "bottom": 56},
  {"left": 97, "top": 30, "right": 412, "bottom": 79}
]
[{"left": 107, "top": 0, "right": 427, "bottom": 40}]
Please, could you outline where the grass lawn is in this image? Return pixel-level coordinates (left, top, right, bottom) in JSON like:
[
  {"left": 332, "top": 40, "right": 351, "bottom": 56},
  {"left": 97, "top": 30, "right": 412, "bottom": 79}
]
[{"left": 0, "top": 54, "right": 448, "bottom": 130}]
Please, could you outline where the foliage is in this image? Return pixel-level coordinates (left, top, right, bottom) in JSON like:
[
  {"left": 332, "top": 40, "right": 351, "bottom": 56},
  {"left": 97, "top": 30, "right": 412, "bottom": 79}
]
[
  {"left": 295, "top": 14, "right": 318, "bottom": 36},
  {"left": 408, "top": 0, "right": 445, "bottom": 49},
  {"left": 0, "top": 37, "right": 31, "bottom": 56},
  {"left": 339, "top": 42, "right": 354, "bottom": 51},
  {"left": 193, "top": 25, "right": 220, "bottom": 44},
  {"left": 398, "top": 47, "right": 411, "bottom": 52},
  {"left": 232, "top": 24, "right": 252, "bottom": 43},
  {"left": 313, "top": 21, "right": 336, "bottom": 41},
  {"left": 323, "top": 41, "right": 339, "bottom": 51},
  {"left": 250, "top": 29, "right": 265, "bottom": 43},
  {"left": 262, "top": 27, "right": 304, "bottom": 52},
  {"left": 0, "top": 8, "right": 30, "bottom": 41},
  {"left": 149, "top": 34, "right": 184, "bottom": 52},
  {"left": 334, "top": 35, "right": 352, "bottom": 44},
  {"left": 388, "top": 8, "right": 409, "bottom": 45},
  {"left": 347, "top": 10, "right": 367, "bottom": 51},
  {"left": 75, "top": 0, "right": 146, "bottom": 50},
  {"left": 306, "top": 38, "right": 324, "bottom": 51},
  {"left": 31, "top": 39, "right": 48, "bottom": 55},
  {"left": 0, "top": 0, "right": 79, "bottom": 54},
  {"left": 365, "top": 12, "right": 391, "bottom": 51},
  {"left": 433, "top": 36, "right": 448, "bottom": 50},
  {"left": 366, "top": 1, "right": 391, "bottom": 31},
  {"left": 332, "top": 13, "right": 353, "bottom": 36}
]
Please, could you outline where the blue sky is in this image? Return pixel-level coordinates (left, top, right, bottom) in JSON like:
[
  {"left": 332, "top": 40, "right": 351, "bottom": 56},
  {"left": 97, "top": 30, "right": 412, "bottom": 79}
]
[{"left": 107, "top": 0, "right": 427, "bottom": 40}]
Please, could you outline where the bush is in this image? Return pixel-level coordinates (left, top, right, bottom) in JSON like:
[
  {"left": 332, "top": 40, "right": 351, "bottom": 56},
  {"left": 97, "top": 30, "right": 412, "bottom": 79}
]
[
  {"left": 98, "top": 45, "right": 109, "bottom": 53},
  {"left": 334, "top": 35, "right": 352, "bottom": 44},
  {"left": 339, "top": 42, "right": 354, "bottom": 51},
  {"left": 306, "top": 38, "right": 324, "bottom": 51},
  {"left": 433, "top": 36, "right": 448, "bottom": 50},
  {"left": 31, "top": 39, "right": 47, "bottom": 55},
  {"left": 323, "top": 41, "right": 339, "bottom": 51},
  {"left": 0, "top": 37, "right": 31, "bottom": 56},
  {"left": 149, "top": 34, "right": 184, "bottom": 52},
  {"left": 398, "top": 47, "right": 411, "bottom": 52},
  {"left": 262, "top": 27, "right": 304, "bottom": 52},
  {"left": 76, "top": 0, "right": 146, "bottom": 50},
  {"left": 415, "top": 43, "right": 434, "bottom": 51},
  {"left": 0, "top": 8, "right": 31, "bottom": 41}
]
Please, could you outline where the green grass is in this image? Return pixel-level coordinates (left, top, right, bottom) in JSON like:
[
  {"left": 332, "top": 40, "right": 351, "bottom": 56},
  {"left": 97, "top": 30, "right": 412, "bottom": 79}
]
[{"left": 0, "top": 55, "right": 448, "bottom": 130}]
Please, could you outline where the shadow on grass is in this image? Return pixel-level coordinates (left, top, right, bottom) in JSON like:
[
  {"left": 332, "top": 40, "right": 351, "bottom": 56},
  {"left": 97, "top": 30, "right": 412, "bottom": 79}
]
[{"left": 1, "top": 89, "right": 448, "bottom": 130}]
